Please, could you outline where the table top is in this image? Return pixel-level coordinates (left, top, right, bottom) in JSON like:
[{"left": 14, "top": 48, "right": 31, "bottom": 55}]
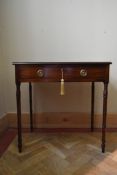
[{"left": 13, "top": 62, "right": 112, "bottom": 65}]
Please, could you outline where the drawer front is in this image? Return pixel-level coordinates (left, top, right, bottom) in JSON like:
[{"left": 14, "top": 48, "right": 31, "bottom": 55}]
[
  {"left": 16, "top": 65, "right": 61, "bottom": 82},
  {"left": 16, "top": 64, "right": 109, "bottom": 82},
  {"left": 63, "top": 65, "right": 108, "bottom": 82}
]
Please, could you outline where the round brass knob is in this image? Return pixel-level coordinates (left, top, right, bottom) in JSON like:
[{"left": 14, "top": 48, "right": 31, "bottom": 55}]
[
  {"left": 80, "top": 69, "right": 87, "bottom": 77},
  {"left": 37, "top": 69, "right": 44, "bottom": 77}
]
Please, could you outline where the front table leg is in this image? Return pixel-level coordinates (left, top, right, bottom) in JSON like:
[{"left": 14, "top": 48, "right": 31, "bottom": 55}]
[
  {"left": 16, "top": 82, "right": 22, "bottom": 152},
  {"left": 102, "top": 82, "right": 108, "bottom": 153}
]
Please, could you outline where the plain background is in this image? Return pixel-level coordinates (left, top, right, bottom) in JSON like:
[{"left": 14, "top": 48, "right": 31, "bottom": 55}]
[{"left": 0, "top": 0, "right": 116, "bottom": 118}]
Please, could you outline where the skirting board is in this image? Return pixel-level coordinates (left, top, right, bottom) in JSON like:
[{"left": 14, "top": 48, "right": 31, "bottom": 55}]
[
  {"left": 7, "top": 112, "right": 117, "bottom": 129},
  {"left": 0, "top": 115, "right": 8, "bottom": 136}
]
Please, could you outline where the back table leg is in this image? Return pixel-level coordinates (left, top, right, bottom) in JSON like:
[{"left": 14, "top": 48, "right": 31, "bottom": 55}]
[
  {"left": 91, "top": 82, "right": 95, "bottom": 132},
  {"left": 29, "top": 82, "right": 33, "bottom": 132}
]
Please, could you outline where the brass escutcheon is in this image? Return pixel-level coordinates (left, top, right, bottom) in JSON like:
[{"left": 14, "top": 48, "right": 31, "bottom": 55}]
[
  {"left": 37, "top": 69, "right": 44, "bottom": 77},
  {"left": 80, "top": 69, "right": 87, "bottom": 77}
]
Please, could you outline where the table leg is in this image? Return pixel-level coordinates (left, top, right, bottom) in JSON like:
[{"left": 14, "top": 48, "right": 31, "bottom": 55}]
[
  {"left": 91, "top": 82, "right": 95, "bottom": 132},
  {"left": 16, "top": 82, "right": 22, "bottom": 152},
  {"left": 29, "top": 82, "right": 33, "bottom": 132},
  {"left": 102, "top": 82, "right": 108, "bottom": 153}
]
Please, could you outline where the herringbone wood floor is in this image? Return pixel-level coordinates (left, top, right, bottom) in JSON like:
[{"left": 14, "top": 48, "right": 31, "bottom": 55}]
[{"left": 0, "top": 132, "right": 117, "bottom": 175}]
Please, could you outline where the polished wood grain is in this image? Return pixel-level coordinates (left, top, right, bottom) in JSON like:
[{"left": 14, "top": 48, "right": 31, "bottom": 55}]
[
  {"left": 102, "top": 82, "right": 108, "bottom": 153},
  {"left": 91, "top": 82, "right": 95, "bottom": 132},
  {"left": 13, "top": 61, "right": 112, "bottom": 65},
  {"left": 14, "top": 63, "right": 110, "bottom": 82},
  {"left": 16, "top": 82, "right": 22, "bottom": 152},
  {"left": 1, "top": 132, "right": 117, "bottom": 175},
  {"left": 29, "top": 83, "right": 33, "bottom": 132},
  {"left": 13, "top": 62, "right": 112, "bottom": 153}
]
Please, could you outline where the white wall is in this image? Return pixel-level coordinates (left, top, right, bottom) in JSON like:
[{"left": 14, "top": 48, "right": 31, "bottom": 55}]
[
  {"left": 0, "top": 0, "right": 117, "bottom": 115},
  {"left": 0, "top": 44, "right": 6, "bottom": 117}
]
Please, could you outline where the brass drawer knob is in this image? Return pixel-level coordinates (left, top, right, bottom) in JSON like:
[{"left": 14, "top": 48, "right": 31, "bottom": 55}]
[
  {"left": 80, "top": 69, "right": 87, "bottom": 77},
  {"left": 37, "top": 69, "right": 44, "bottom": 77}
]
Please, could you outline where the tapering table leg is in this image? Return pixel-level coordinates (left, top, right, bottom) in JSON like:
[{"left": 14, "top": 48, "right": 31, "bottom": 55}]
[
  {"left": 102, "top": 82, "right": 108, "bottom": 153},
  {"left": 91, "top": 82, "right": 95, "bottom": 132},
  {"left": 29, "top": 82, "right": 33, "bottom": 132},
  {"left": 16, "top": 82, "right": 22, "bottom": 152}
]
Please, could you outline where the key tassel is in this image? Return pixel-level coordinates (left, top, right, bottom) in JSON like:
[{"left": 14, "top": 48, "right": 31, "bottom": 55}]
[
  {"left": 60, "top": 68, "right": 65, "bottom": 95},
  {"left": 60, "top": 78, "right": 65, "bottom": 95}
]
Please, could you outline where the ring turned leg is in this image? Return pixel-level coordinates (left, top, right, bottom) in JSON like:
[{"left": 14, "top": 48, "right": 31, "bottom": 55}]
[
  {"left": 29, "top": 82, "right": 33, "bottom": 132},
  {"left": 16, "top": 82, "right": 22, "bottom": 153},
  {"left": 91, "top": 82, "right": 95, "bottom": 132},
  {"left": 102, "top": 82, "right": 108, "bottom": 153}
]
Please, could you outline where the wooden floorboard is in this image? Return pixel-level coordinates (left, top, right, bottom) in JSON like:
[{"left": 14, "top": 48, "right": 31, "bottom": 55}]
[
  {"left": 0, "top": 129, "right": 16, "bottom": 157},
  {"left": 0, "top": 132, "right": 117, "bottom": 174}
]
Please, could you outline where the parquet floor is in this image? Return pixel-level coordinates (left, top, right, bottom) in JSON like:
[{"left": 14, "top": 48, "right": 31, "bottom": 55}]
[{"left": 0, "top": 132, "right": 117, "bottom": 175}]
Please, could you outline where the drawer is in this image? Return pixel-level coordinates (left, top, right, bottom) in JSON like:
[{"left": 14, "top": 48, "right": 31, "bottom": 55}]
[
  {"left": 16, "top": 64, "right": 109, "bottom": 82},
  {"left": 63, "top": 65, "right": 108, "bottom": 82},
  {"left": 16, "top": 65, "right": 61, "bottom": 82}
]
